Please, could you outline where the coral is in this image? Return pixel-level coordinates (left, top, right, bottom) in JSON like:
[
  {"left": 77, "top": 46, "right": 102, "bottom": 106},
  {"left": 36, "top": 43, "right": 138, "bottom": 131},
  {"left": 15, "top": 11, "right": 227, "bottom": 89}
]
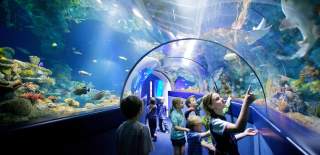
[
  {"left": 84, "top": 103, "right": 96, "bottom": 109},
  {"left": 2, "top": 68, "right": 12, "bottom": 76},
  {"left": 300, "top": 65, "right": 320, "bottom": 82},
  {"left": 21, "top": 76, "right": 56, "bottom": 86},
  {"left": 47, "top": 96, "right": 58, "bottom": 102},
  {"left": 22, "top": 82, "right": 39, "bottom": 92},
  {"left": 29, "top": 56, "right": 40, "bottom": 65},
  {"left": 39, "top": 67, "right": 53, "bottom": 76},
  {"left": 47, "top": 103, "right": 57, "bottom": 108},
  {"left": 39, "top": 77, "right": 55, "bottom": 85},
  {"left": 0, "top": 79, "right": 22, "bottom": 94},
  {"left": 51, "top": 105, "right": 77, "bottom": 115},
  {"left": 0, "top": 58, "right": 14, "bottom": 68},
  {"left": 0, "top": 72, "right": 4, "bottom": 79},
  {"left": 0, "top": 47, "right": 15, "bottom": 59},
  {"left": 309, "top": 80, "right": 320, "bottom": 94},
  {"left": 100, "top": 95, "right": 119, "bottom": 106},
  {"left": 20, "top": 92, "right": 44, "bottom": 103},
  {"left": 64, "top": 98, "right": 80, "bottom": 107},
  {"left": 0, "top": 98, "right": 32, "bottom": 116},
  {"left": 20, "top": 69, "right": 36, "bottom": 77}
]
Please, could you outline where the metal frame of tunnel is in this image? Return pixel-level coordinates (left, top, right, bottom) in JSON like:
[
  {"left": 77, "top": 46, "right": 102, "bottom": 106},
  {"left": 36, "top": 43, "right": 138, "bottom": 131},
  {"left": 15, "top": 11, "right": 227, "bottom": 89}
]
[{"left": 121, "top": 38, "right": 267, "bottom": 105}]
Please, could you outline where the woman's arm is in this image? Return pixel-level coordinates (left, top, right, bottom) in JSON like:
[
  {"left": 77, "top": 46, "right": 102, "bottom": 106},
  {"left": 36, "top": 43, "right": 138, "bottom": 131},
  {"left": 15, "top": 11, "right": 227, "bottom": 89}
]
[
  {"left": 235, "top": 128, "right": 258, "bottom": 140},
  {"left": 225, "top": 87, "right": 255, "bottom": 133}
]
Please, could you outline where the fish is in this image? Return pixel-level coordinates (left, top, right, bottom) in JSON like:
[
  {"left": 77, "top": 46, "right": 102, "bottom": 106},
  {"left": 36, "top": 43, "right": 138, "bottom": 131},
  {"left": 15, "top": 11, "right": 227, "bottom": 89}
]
[
  {"left": 72, "top": 47, "right": 83, "bottom": 55},
  {"left": 201, "top": 18, "right": 272, "bottom": 45},
  {"left": 92, "top": 91, "right": 106, "bottom": 100},
  {"left": 73, "top": 51, "right": 83, "bottom": 55},
  {"left": 38, "top": 62, "right": 44, "bottom": 67},
  {"left": 92, "top": 59, "right": 98, "bottom": 63},
  {"left": 78, "top": 70, "right": 92, "bottom": 77},
  {"left": 73, "top": 86, "right": 90, "bottom": 95},
  {"left": 118, "top": 56, "right": 128, "bottom": 61},
  {"left": 51, "top": 42, "right": 58, "bottom": 48},
  {"left": 223, "top": 52, "right": 238, "bottom": 61},
  {"left": 278, "top": 0, "right": 320, "bottom": 60}
]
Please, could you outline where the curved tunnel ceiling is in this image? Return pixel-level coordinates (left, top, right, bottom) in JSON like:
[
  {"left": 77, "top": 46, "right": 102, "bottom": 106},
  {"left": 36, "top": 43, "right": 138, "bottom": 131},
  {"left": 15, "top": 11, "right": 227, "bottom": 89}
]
[
  {"left": 122, "top": 38, "right": 266, "bottom": 105},
  {"left": 139, "top": 0, "right": 304, "bottom": 77}
]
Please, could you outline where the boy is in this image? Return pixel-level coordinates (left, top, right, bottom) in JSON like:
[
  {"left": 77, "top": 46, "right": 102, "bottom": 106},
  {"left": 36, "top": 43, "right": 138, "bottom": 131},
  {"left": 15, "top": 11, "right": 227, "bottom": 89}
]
[
  {"left": 185, "top": 95, "right": 201, "bottom": 119},
  {"left": 187, "top": 115, "right": 215, "bottom": 155},
  {"left": 157, "top": 98, "right": 169, "bottom": 133},
  {"left": 116, "top": 95, "right": 153, "bottom": 155},
  {"left": 146, "top": 97, "right": 158, "bottom": 141}
]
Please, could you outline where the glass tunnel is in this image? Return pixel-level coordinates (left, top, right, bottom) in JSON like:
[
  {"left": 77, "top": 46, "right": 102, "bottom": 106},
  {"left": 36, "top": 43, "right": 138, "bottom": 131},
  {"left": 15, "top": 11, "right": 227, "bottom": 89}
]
[{"left": 0, "top": 0, "right": 320, "bottom": 154}]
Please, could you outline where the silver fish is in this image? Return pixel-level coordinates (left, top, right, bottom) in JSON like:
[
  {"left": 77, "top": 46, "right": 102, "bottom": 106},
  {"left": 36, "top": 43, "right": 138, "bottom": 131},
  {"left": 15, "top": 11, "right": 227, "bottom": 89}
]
[{"left": 78, "top": 70, "right": 92, "bottom": 77}]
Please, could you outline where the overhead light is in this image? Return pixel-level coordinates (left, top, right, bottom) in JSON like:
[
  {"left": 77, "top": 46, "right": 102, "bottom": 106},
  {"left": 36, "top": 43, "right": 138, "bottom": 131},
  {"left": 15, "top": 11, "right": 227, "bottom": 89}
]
[
  {"left": 144, "top": 20, "right": 151, "bottom": 27},
  {"left": 132, "top": 8, "right": 143, "bottom": 19},
  {"left": 118, "top": 56, "right": 128, "bottom": 61},
  {"left": 96, "top": 0, "right": 102, "bottom": 4}
]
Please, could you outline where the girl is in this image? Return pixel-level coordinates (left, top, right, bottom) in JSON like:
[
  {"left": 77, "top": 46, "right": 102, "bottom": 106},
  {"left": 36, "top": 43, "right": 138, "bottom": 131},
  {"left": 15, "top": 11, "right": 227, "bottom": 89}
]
[
  {"left": 202, "top": 87, "right": 257, "bottom": 155},
  {"left": 169, "top": 98, "right": 190, "bottom": 155}
]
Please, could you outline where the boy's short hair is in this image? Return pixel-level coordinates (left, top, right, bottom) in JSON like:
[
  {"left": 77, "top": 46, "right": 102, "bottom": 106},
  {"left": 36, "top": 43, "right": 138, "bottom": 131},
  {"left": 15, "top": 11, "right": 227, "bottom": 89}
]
[
  {"left": 150, "top": 97, "right": 156, "bottom": 105},
  {"left": 185, "top": 95, "right": 196, "bottom": 107},
  {"left": 187, "top": 115, "right": 202, "bottom": 129},
  {"left": 120, "top": 95, "right": 143, "bottom": 119}
]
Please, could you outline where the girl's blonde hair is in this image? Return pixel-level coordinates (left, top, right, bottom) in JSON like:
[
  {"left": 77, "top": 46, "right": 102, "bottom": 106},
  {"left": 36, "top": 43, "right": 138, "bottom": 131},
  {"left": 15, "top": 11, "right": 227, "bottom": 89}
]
[
  {"left": 169, "top": 98, "right": 183, "bottom": 116},
  {"left": 187, "top": 115, "right": 202, "bottom": 129}
]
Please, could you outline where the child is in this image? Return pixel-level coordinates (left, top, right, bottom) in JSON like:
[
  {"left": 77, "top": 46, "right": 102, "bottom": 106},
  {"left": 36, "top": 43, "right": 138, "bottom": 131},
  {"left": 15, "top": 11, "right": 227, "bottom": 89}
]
[
  {"left": 157, "top": 98, "right": 169, "bottom": 133},
  {"left": 201, "top": 114, "right": 215, "bottom": 155},
  {"left": 116, "top": 95, "right": 153, "bottom": 155},
  {"left": 202, "top": 87, "right": 257, "bottom": 155},
  {"left": 146, "top": 97, "right": 158, "bottom": 141},
  {"left": 169, "top": 98, "right": 190, "bottom": 155},
  {"left": 187, "top": 115, "right": 215, "bottom": 155},
  {"left": 185, "top": 95, "right": 201, "bottom": 119}
]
